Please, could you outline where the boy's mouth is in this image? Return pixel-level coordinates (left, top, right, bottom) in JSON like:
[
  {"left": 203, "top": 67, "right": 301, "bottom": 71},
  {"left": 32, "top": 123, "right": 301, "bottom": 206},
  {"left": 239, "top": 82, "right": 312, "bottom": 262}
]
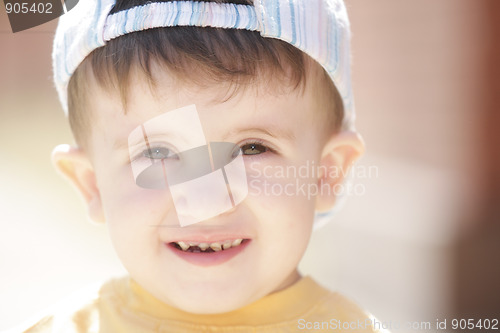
[{"left": 169, "top": 238, "right": 249, "bottom": 253}]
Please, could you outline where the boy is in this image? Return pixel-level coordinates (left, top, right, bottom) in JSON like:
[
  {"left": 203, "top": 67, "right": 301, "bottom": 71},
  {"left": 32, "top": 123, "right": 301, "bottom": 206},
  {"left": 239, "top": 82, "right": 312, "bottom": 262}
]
[{"left": 16, "top": 0, "right": 385, "bottom": 332}]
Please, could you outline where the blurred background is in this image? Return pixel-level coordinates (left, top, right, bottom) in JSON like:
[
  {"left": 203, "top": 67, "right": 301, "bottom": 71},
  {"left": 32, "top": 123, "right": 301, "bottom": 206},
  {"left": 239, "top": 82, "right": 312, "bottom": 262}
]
[{"left": 1, "top": 0, "right": 499, "bottom": 331}]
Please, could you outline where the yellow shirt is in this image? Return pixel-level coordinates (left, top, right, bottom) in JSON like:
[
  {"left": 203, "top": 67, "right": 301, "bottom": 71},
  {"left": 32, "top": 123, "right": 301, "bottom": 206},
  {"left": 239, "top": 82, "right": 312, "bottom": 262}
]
[{"left": 17, "top": 276, "right": 386, "bottom": 333}]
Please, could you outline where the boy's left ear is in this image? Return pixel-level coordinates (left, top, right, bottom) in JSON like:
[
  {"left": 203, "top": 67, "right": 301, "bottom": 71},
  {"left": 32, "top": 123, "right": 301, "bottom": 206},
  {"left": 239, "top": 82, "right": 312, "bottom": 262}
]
[
  {"left": 51, "top": 144, "right": 106, "bottom": 224},
  {"left": 315, "top": 130, "right": 365, "bottom": 212}
]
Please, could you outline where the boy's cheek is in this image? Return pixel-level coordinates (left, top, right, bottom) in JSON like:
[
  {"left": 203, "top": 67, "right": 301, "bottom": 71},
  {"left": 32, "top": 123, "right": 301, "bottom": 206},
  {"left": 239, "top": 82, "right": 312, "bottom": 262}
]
[
  {"left": 246, "top": 166, "right": 319, "bottom": 204},
  {"left": 101, "top": 181, "right": 175, "bottom": 225}
]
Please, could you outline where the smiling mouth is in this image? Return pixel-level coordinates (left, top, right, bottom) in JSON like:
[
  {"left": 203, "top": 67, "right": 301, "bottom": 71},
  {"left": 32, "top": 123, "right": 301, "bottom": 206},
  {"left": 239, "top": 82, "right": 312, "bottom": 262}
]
[{"left": 169, "top": 239, "right": 250, "bottom": 253}]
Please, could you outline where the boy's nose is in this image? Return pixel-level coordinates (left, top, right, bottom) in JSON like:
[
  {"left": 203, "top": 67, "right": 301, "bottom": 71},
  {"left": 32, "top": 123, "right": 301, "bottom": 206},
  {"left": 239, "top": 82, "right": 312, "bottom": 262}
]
[
  {"left": 168, "top": 142, "right": 248, "bottom": 227},
  {"left": 172, "top": 176, "right": 234, "bottom": 226}
]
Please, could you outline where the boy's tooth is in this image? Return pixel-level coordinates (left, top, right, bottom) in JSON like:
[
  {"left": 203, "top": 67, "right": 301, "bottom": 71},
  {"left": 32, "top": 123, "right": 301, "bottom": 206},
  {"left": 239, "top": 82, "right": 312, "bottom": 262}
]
[
  {"left": 232, "top": 239, "right": 242, "bottom": 247},
  {"left": 179, "top": 239, "right": 244, "bottom": 251},
  {"left": 210, "top": 242, "right": 222, "bottom": 252},
  {"left": 177, "top": 241, "right": 189, "bottom": 251}
]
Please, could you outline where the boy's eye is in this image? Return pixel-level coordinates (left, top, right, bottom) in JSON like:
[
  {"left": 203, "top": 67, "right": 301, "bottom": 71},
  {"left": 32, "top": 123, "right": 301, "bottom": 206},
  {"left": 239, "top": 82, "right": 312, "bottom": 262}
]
[
  {"left": 240, "top": 143, "right": 268, "bottom": 156},
  {"left": 144, "top": 147, "right": 172, "bottom": 159}
]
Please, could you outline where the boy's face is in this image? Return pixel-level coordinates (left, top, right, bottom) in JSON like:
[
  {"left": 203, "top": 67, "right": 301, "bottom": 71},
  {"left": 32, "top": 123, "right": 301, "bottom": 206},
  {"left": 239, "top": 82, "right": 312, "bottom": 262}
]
[{"left": 59, "top": 63, "right": 362, "bottom": 314}]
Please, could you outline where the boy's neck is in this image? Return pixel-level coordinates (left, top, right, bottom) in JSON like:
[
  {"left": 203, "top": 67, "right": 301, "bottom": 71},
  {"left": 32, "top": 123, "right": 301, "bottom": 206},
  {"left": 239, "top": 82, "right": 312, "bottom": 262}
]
[{"left": 270, "top": 269, "right": 302, "bottom": 294}]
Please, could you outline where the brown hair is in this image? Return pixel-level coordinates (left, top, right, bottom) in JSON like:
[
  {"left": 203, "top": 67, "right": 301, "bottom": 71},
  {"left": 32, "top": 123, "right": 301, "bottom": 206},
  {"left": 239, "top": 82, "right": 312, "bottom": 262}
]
[{"left": 67, "top": 0, "right": 343, "bottom": 148}]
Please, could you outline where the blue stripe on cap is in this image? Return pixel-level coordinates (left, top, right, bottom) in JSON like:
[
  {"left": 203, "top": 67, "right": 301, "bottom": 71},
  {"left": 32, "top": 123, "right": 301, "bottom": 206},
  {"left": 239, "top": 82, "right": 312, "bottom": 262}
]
[
  {"left": 289, "top": 1, "right": 296, "bottom": 45},
  {"left": 173, "top": 1, "right": 181, "bottom": 26}
]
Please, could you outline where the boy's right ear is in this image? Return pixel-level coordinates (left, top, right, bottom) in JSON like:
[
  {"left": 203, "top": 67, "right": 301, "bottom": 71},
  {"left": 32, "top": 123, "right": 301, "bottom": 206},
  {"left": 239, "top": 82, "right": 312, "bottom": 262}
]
[{"left": 51, "top": 144, "right": 105, "bottom": 224}]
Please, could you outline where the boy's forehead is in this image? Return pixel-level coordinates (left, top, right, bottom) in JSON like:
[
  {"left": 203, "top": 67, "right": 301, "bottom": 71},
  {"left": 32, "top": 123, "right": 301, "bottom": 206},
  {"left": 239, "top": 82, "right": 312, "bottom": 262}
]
[
  {"left": 88, "top": 69, "right": 323, "bottom": 151},
  {"left": 91, "top": 60, "right": 321, "bottom": 126}
]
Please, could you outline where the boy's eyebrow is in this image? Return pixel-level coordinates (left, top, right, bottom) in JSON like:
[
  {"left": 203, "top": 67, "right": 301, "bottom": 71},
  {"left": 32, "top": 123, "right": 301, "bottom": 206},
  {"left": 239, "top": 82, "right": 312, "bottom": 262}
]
[
  {"left": 222, "top": 127, "right": 296, "bottom": 142},
  {"left": 116, "top": 132, "right": 189, "bottom": 150},
  {"left": 115, "top": 126, "right": 295, "bottom": 150}
]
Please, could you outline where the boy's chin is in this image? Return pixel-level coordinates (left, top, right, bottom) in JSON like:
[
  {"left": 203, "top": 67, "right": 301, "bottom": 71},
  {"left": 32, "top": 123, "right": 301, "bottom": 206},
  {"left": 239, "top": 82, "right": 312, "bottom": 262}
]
[{"left": 147, "top": 273, "right": 263, "bottom": 314}]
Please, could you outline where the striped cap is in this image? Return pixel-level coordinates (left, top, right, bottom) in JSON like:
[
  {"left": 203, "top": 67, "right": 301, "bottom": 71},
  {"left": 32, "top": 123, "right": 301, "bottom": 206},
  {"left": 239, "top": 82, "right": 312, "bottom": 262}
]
[{"left": 53, "top": 0, "right": 355, "bottom": 130}]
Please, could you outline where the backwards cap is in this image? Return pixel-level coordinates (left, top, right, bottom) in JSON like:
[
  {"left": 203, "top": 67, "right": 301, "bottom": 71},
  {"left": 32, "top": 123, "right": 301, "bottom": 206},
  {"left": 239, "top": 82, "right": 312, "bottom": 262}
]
[{"left": 53, "top": 0, "right": 355, "bottom": 130}]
